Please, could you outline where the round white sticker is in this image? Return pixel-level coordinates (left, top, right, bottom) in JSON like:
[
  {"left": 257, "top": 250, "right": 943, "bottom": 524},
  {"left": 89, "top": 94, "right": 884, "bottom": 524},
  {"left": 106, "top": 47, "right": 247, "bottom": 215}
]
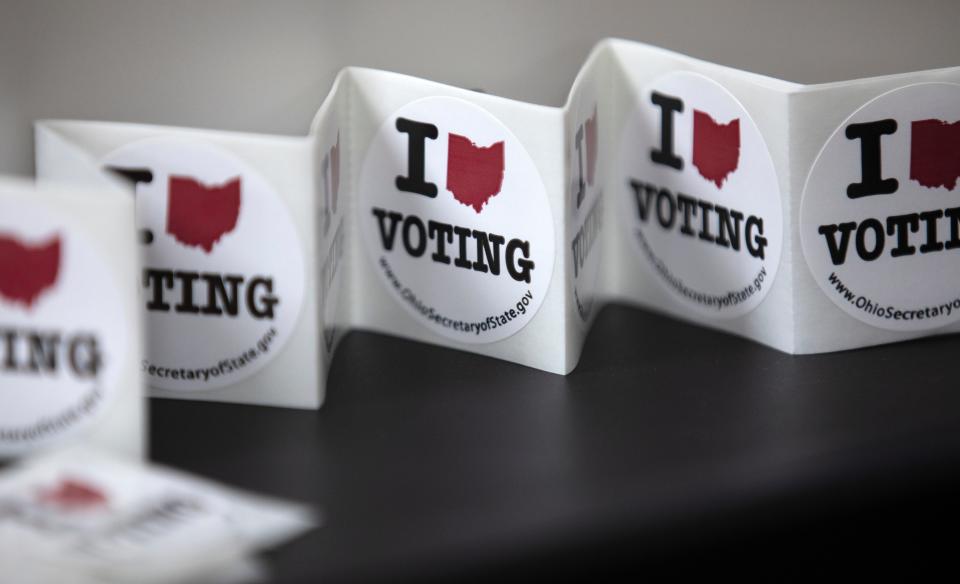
[
  {"left": 102, "top": 139, "right": 305, "bottom": 390},
  {"left": 358, "top": 96, "right": 555, "bottom": 343},
  {"left": 801, "top": 82, "right": 960, "bottom": 331},
  {"left": 0, "top": 198, "right": 127, "bottom": 456},
  {"left": 618, "top": 72, "right": 782, "bottom": 318},
  {"left": 569, "top": 85, "right": 604, "bottom": 322}
]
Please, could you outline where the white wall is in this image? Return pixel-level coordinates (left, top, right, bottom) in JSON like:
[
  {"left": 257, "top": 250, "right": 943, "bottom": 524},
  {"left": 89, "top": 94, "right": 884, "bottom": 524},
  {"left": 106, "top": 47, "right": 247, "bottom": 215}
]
[{"left": 1, "top": 0, "right": 959, "bottom": 176}]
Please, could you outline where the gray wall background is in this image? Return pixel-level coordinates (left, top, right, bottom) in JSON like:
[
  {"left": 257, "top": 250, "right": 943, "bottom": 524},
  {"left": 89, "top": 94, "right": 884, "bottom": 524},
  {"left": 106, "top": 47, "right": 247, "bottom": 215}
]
[{"left": 1, "top": 0, "right": 958, "bottom": 177}]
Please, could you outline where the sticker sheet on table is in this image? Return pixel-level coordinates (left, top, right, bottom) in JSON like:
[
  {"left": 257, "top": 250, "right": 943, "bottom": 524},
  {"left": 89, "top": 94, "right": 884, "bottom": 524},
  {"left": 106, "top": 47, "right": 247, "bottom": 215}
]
[{"left": 0, "top": 178, "right": 144, "bottom": 460}]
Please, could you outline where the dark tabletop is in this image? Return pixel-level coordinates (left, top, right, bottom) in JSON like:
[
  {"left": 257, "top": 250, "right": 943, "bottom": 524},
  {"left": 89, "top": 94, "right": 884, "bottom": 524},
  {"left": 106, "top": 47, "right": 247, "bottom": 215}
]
[{"left": 151, "top": 304, "right": 960, "bottom": 582}]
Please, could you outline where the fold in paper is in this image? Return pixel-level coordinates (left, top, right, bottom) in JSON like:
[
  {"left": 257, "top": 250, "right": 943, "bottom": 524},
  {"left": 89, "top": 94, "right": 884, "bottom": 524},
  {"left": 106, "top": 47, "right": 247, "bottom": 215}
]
[{"left": 34, "top": 39, "right": 960, "bottom": 409}]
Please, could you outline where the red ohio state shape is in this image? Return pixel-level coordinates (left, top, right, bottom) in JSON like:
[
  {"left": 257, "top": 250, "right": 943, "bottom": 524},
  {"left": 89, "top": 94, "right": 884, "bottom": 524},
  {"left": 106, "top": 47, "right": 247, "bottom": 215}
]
[
  {"left": 0, "top": 233, "right": 60, "bottom": 309},
  {"left": 446, "top": 134, "right": 505, "bottom": 213},
  {"left": 692, "top": 110, "right": 740, "bottom": 189},
  {"left": 911, "top": 118, "right": 960, "bottom": 191},
  {"left": 166, "top": 176, "right": 242, "bottom": 253}
]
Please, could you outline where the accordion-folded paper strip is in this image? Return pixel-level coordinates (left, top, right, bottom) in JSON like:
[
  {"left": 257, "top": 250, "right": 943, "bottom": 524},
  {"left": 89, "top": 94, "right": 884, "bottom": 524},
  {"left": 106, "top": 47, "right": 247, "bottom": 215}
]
[
  {"left": 0, "top": 178, "right": 144, "bottom": 459},
  {"left": 35, "top": 39, "right": 960, "bottom": 409}
]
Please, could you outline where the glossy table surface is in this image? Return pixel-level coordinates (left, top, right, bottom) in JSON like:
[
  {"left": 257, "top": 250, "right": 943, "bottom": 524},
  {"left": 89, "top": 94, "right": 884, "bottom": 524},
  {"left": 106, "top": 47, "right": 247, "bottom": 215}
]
[{"left": 152, "top": 304, "right": 960, "bottom": 582}]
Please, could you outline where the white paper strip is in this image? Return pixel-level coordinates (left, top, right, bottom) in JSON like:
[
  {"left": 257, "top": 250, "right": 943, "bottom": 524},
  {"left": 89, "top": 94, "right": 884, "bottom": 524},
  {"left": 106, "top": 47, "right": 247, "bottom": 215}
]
[
  {"left": 0, "top": 177, "right": 144, "bottom": 460},
  {"left": 33, "top": 39, "right": 960, "bottom": 408}
]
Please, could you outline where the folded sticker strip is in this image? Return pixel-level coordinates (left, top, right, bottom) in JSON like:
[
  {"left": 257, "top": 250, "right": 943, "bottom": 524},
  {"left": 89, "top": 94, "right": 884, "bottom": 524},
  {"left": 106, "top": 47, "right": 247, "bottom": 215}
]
[
  {"left": 0, "top": 178, "right": 144, "bottom": 459},
  {"left": 34, "top": 39, "right": 960, "bottom": 409}
]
